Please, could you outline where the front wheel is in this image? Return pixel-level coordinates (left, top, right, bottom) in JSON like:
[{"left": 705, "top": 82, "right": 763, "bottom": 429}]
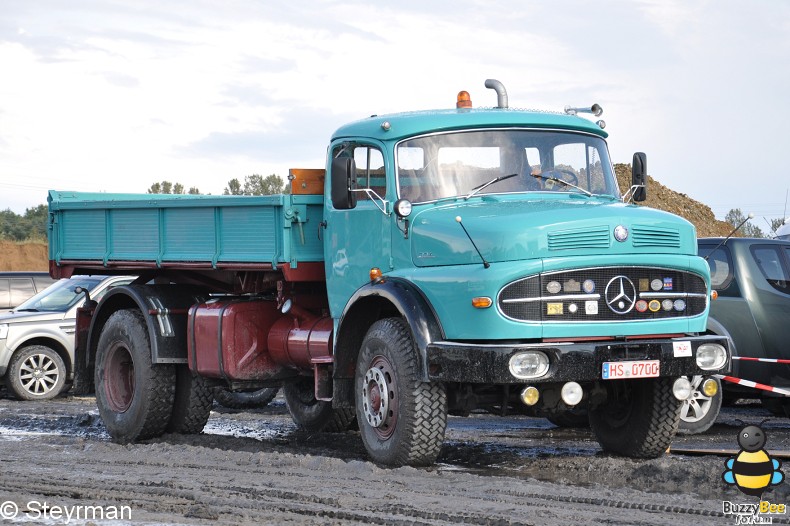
[
  {"left": 589, "top": 377, "right": 680, "bottom": 458},
  {"left": 6, "top": 345, "right": 67, "bottom": 401},
  {"left": 355, "top": 318, "right": 447, "bottom": 466},
  {"left": 95, "top": 309, "right": 176, "bottom": 443},
  {"left": 678, "top": 376, "right": 722, "bottom": 435}
]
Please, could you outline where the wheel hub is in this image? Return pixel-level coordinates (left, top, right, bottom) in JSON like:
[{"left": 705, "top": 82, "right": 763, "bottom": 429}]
[
  {"left": 362, "top": 367, "right": 389, "bottom": 427},
  {"left": 20, "top": 353, "right": 58, "bottom": 395}
]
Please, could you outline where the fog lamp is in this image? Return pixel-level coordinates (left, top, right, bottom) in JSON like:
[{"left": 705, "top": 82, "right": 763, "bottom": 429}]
[
  {"left": 702, "top": 378, "right": 719, "bottom": 397},
  {"left": 696, "top": 344, "right": 727, "bottom": 370},
  {"left": 672, "top": 377, "right": 692, "bottom": 401},
  {"left": 520, "top": 386, "right": 540, "bottom": 406},
  {"left": 561, "top": 382, "right": 583, "bottom": 406},
  {"left": 509, "top": 351, "right": 549, "bottom": 379}
]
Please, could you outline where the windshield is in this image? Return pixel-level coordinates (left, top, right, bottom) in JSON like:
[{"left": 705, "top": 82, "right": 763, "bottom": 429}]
[
  {"left": 396, "top": 129, "right": 619, "bottom": 203},
  {"left": 14, "top": 277, "right": 104, "bottom": 312}
]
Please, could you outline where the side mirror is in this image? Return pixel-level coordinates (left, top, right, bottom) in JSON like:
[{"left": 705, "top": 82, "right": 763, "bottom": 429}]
[
  {"left": 631, "top": 152, "right": 647, "bottom": 202},
  {"left": 331, "top": 157, "right": 357, "bottom": 210}
]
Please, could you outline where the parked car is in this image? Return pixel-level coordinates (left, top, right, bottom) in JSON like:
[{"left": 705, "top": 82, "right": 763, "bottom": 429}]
[
  {"left": 0, "top": 275, "right": 133, "bottom": 400},
  {"left": 679, "top": 238, "right": 790, "bottom": 432},
  {"left": 0, "top": 272, "right": 56, "bottom": 312}
]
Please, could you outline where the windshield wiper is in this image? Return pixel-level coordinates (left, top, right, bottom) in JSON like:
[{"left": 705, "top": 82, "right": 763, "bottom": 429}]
[
  {"left": 531, "top": 174, "right": 593, "bottom": 196},
  {"left": 465, "top": 173, "right": 518, "bottom": 200},
  {"left": 15, "top": 308, "right": 39, "bottom": 312}
]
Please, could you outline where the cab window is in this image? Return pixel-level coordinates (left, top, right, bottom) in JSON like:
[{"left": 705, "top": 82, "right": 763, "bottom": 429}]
[
  {"left": 751, "top": 246, "right": 790, "bottom": 294},
  {"left": 352, "top": 146, "right": 386, "bottom": 201},
  {"left": 698, "top": 244, "right": 738, "bottom": 297}
]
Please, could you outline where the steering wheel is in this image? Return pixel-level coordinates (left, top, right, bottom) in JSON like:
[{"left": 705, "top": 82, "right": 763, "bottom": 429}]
[{"left": 541, "top": 168, "right": 578, "bottom": 190}]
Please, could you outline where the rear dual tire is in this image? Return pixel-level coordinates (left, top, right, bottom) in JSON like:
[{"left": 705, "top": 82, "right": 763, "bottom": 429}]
[{"left": 95, "top": 309, "right": 211, "bottom": 442}]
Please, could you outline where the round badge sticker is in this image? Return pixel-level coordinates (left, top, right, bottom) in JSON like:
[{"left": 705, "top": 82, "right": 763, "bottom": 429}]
[{"left": 648, "top": 299, "right": 661, "bottom": 312}]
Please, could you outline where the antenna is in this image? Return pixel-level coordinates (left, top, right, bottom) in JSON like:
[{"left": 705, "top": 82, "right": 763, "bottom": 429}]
[
  {"left": 455, "top": 216, "right": 490, "bottom": 269},
  {"left": 704, "top": 212, "right": 754, "bottom": 260}
]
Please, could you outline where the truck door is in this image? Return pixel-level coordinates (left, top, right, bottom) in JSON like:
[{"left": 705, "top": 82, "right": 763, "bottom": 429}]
[{"left": 324, "top": 141, "right": 391, "bottom": 318}]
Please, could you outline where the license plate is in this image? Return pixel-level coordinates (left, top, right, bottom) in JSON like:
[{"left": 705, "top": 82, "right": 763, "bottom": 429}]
[{"left": 602, "top": 360, "right": 660, "bottom": 380}]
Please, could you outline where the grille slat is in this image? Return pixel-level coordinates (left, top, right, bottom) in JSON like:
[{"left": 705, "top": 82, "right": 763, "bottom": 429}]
[
  {"left": 548, "top": 227, "right": 610, "bottom": 250},
  {"left": 632, "top": 225, "right": 681, "bottom": 248},
  {"left": 498, "top": 267, "right": 706, "bottom": 322}
]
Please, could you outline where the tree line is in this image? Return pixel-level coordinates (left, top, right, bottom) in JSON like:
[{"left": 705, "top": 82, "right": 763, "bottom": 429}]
[{"left": 1, "top": 175, "right": 287, "bottom": 241}]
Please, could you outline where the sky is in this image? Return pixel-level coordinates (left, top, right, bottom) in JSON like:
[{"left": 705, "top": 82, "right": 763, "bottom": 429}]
[{"left": 2, "top": 0, "right": 789, "bottom": 232}]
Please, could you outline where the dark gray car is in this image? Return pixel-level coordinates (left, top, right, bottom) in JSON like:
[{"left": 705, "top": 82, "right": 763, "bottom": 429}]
[{"left": 682, "top": 238, "right": 790, "bottom": 429}]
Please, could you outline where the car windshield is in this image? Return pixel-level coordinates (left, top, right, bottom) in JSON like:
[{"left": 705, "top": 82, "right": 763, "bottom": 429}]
[
  {"left": 14, "top": 277, "right": 104, "bottom": 312},
  {"left": 397, "top": 129, "right": 619, "bottom": 203}
]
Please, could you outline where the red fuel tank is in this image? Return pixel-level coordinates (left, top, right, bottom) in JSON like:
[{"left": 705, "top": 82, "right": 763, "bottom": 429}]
[{"left": 188, "top": 298, "right": 288, "bottom": 381}]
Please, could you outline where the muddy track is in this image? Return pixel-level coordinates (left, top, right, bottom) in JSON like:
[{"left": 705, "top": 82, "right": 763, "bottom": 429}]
[{"left": 0, "top": 395, "right": 789, "bottom": 525}]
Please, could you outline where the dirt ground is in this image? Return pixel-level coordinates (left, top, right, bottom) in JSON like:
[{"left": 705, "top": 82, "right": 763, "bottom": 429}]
[
  {"left": 0, "top": 391, "right": 788, "bottom": 526},
  {"left": 0, "top": 241, "right": 48, "bottom": 271}
]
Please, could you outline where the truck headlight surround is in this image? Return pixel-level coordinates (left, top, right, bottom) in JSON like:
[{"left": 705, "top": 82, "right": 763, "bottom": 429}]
[
  {"left": 509, "top": 351, "right": 550, "bottom": 379},
  {"left": 696, "top": 344, "right": 727, "bottom": 370},
  {"left": 0, "top": 324, "right": 8, "bottom": 340}
]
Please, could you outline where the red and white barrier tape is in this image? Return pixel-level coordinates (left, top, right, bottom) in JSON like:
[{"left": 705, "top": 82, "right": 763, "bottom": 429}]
[
  {"left": 715, "top": 375, "right": 790, "bottom": 397},
  {"left": 732, "top": 356, "right": 790, "bottom": 365}
]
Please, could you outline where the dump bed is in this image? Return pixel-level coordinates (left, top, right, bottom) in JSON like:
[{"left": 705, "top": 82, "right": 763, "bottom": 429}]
[{"left": 47, "top": 190, "right": 324, "bottom": 277}]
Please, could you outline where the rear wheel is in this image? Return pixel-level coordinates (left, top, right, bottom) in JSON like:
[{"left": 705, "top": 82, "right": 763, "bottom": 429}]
[
  {"left": 6, "top": 345, "right": 66, "bottom": 401},
  {"left": 95, "top": 309, "right": 176, "bottom": 443},
  {"left": 283, "top": 376, "right": 354, "bottom": 433},
  {"left": 678, "top": 376, "right": 722, "bottom": 435},
  {"left": 168, "top": 365, "right": 213, "bottom": 434},
  {"left": 589, "top": 377, "right": 680, "bottom": 458},
  {"left": 355, "top": 318, "right": 447, "bottom": 466}
]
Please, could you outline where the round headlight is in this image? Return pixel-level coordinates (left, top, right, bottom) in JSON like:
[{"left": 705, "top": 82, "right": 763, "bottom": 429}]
[{"left": 394, "top": 199, "right": 412, "bottom": 218}]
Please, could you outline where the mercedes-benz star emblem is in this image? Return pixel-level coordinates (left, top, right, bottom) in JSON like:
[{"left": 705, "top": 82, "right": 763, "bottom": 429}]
[{"left": 605, "top": 275, "right": 637, "bottom": 314}]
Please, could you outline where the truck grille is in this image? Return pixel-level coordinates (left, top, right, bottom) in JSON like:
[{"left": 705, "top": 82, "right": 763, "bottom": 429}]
[{"left": 498, "top": 267, "right": 707, "bottom": 322}]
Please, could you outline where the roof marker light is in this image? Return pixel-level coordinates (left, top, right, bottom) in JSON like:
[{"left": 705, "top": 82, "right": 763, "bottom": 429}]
[{"left": 456, "top": 91, "right": 472, "bottom": 108}]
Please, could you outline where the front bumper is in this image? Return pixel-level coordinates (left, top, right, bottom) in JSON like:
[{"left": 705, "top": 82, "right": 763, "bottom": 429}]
[{"left": 426, "top": 335, "right": 730, "bottom": 384}]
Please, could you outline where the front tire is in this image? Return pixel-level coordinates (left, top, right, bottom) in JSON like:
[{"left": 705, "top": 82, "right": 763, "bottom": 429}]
[
  {"left": 355, "top": 318, "right": 447, "bottom": 466},
  {"left": 589, "top": 377, "right": 680, "bottom": 458},
  {"left": 6, "top": 345, "right": 66, "bottom": 401},
  {"left": 95, "top": 309, "right": 176, "bottom": 443}
]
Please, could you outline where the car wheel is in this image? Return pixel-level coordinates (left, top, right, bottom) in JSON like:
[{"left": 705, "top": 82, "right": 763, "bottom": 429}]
[
  {"left": 678, "top": 375, "right": 722, "bottom": 435},
  {"left": 6, "top": 345, "right": 67, "bottom": 401}
]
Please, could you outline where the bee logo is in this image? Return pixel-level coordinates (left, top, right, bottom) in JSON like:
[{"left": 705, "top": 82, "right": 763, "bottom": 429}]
[{"left": 723, "top": 424, "right": 784, "bottom": 497}]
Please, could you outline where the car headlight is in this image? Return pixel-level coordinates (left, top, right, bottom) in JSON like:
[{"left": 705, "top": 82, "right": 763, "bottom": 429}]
[{"left": 0, "top": 324, "right": 8, "bottom": 340}]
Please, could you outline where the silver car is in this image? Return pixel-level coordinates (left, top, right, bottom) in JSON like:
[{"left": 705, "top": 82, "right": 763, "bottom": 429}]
[{"left": 0, "top": 275, "right": 133, "bottom": 400}]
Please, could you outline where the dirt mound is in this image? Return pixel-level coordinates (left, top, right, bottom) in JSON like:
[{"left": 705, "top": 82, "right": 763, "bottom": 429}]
[
  {"left": 615, "top": 164, "right": 733, "bottom": 237},
  {"left": 0, "top": 240, "right": 48, "bottom": 271}
]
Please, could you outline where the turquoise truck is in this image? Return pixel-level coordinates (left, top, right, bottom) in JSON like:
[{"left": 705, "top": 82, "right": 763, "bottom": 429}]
[{"left": 48, "top": 80, "right": 730, "bottom": 466}]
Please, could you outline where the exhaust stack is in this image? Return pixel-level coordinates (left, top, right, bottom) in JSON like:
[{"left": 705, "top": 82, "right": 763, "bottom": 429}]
[{"left": 484, "top": 79, "right": 508, "bottom": 109}]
